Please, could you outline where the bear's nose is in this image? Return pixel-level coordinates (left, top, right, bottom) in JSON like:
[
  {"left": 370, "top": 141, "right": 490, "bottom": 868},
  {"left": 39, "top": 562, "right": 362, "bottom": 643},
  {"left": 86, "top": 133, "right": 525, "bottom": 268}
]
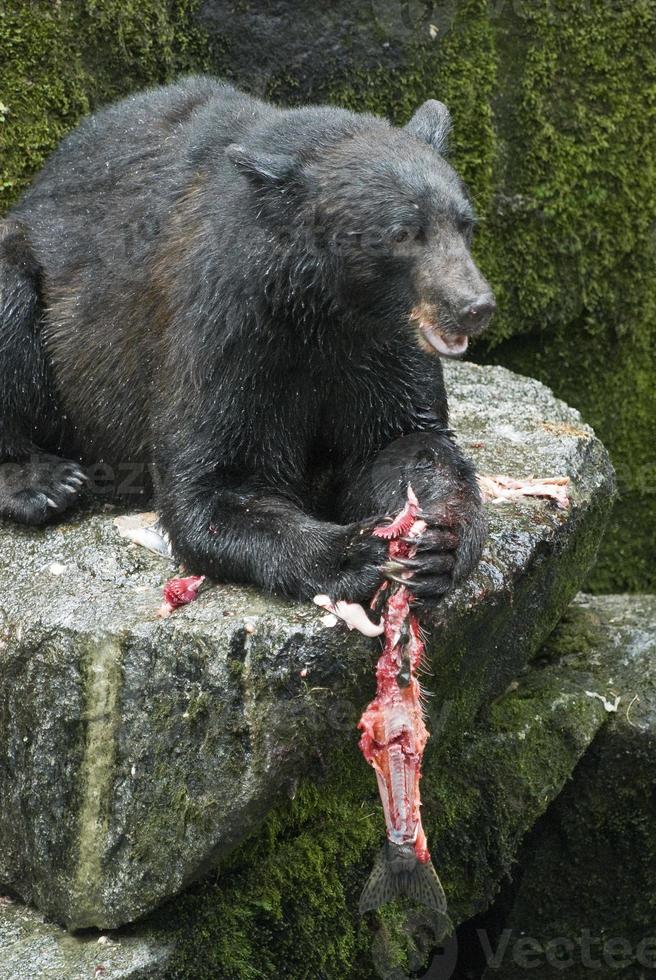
[{"left": 458, "top": 294, "right": 496, "bottom": 333}]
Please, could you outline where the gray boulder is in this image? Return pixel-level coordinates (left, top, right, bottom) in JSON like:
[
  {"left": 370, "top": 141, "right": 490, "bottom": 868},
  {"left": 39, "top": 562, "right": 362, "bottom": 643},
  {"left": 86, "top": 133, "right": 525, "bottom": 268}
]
[
  {"left": 0, "top": 362, "right": 615, "bottom": 930},
  {"left": 0, "top": 898, "right": 171, "bottom": 980}
]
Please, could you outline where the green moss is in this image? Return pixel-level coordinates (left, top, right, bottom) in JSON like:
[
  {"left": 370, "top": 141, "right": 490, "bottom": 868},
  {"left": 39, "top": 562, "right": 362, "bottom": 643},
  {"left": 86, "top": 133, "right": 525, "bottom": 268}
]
[
  {"left": 0, "top": 0, "right": 212, "bottom": 209},
  {"left": 532, "top": 602, "right": 601, "bottom": 664},
  {"left": 151, "top": 743, "right": 420, "bottom": 980},
  {"left": 143, "top": 637, "right": 607, "bottom": 979}
]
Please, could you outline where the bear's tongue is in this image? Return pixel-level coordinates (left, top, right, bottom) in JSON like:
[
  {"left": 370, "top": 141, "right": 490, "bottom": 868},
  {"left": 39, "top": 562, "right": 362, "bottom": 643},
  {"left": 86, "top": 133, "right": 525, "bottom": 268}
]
[{"left": 420, "top": 323, "right": 469, "bottom": 357}]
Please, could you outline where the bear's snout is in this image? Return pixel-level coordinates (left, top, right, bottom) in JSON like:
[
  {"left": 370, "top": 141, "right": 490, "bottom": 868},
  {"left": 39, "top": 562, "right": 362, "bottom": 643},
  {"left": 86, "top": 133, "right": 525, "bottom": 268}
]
[{"left": 456, "top": 293, "right": 497, "bottom": 336}]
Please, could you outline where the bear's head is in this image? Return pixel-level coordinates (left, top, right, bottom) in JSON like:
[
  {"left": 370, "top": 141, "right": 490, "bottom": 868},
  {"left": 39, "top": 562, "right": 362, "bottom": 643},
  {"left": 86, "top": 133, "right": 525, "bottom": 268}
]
[{"left": 225, "top": 100, "right": 495, "bottom": 357}]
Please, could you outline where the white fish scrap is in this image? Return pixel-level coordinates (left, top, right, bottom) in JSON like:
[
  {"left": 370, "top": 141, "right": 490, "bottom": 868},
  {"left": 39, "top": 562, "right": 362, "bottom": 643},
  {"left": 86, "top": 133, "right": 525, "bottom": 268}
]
[
  {"left": 114, "top": 513, "right": 174, "bottom": 558},
  {"left": 313, "top": 594, "right": 384, "bottom": 637},
  {"left": 585, "top": 690, "right": 621, "bottom": 713},
  {"left": 478, "top": 474, "right": 571, "bottom": 510}
]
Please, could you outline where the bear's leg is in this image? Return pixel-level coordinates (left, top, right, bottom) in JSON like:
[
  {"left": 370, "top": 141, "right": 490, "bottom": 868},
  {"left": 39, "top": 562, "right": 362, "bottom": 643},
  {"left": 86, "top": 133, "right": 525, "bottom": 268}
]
[
  {"left": 338, "top": 430, "right": 487, "bottom": 600},
  {"left": 0, "top": 220, "right": 87, "bottom": 524},
  {"left": 156, "top": 472, "right": 389, "bottom": 601}
]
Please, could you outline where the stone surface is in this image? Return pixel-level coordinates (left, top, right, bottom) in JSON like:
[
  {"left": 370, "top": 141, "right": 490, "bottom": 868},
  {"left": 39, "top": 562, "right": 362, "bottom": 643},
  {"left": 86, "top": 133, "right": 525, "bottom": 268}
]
[
  {"left": 0, "top": 362, "right": 615, "bottom": 930},
  {"left": 5, "top": 596, "right": 656, "bottom": 980},
  {"left": 196, "top": 0, "right": 422, "bottom": 99},
  {"left": 0, "top": 898, "right": 171, "bottom": 980},
  {"left": 6, "top": 593, "right": 652, "bottom": 980},
  {"left": 481, "top": 594, "right": 656, "bottom": 980}
]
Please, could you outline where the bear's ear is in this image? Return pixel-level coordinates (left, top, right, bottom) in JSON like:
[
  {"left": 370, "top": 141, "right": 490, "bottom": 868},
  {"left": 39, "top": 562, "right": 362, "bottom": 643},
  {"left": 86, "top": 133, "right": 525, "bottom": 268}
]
[
  {"left": 225, "top": 143, "right": 296, "bottom": 187},
  {"left": 404, "top": 100, "right": 452, "bottom": 155}
]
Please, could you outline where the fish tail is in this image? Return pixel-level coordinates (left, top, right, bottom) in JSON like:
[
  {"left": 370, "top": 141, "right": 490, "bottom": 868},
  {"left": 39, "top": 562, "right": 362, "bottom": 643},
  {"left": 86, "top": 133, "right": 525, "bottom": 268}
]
[{"left": 359, "top": 843, "right": 448, "bottom": 915}]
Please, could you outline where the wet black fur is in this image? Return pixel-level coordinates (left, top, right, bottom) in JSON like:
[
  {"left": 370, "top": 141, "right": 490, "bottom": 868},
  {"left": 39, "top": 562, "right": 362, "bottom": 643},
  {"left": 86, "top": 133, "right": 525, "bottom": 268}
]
[{"left": 0, "top": 76, "right": 493, "bottom": 601}]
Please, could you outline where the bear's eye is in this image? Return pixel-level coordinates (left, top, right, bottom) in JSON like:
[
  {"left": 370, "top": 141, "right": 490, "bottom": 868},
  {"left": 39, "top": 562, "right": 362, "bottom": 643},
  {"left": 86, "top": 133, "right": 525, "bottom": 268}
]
[{"left": 393, "top": 227, "right": 424, "bottom": 245}]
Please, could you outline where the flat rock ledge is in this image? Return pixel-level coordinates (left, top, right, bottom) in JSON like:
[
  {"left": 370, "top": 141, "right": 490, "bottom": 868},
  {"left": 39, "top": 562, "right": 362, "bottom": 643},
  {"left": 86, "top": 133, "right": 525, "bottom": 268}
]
[{"left": 0, "top": 362, "right": 615, "bottom": 931}]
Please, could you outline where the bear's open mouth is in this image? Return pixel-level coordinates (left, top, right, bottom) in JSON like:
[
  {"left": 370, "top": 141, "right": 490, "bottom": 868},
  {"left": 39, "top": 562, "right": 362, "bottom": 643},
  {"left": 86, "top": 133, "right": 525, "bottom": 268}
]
[{"left": 418, "top": 321, "right": 469, "bottom": 358}]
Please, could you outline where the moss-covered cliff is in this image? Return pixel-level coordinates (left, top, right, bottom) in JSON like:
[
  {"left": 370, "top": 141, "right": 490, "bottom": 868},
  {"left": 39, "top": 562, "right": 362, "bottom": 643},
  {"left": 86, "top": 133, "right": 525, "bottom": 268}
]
[
  {"left": 1, "top": 0, "right": 654, "bottom": 589},
  {"left": 0, "top": 1, "right": 211, "bottom": 204}
]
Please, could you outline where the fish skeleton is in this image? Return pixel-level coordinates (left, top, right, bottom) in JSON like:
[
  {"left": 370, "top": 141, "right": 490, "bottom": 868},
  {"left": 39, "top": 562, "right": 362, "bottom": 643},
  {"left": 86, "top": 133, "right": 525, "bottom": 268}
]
[{"left": 358, "top": 488, "right": 447, "bottom": 916}]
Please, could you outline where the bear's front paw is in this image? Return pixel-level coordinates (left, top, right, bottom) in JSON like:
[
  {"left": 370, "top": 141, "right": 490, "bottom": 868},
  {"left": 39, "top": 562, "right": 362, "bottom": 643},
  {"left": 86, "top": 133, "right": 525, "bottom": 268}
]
[
  {"left": 390, "top": 496, "right": 487, "bottom": 600},
  {"left": 328, "top": 519, "right": 389, "bottom": 602},
  {"left": 0, "top": 454, "right": 87, "bottom": 525}
]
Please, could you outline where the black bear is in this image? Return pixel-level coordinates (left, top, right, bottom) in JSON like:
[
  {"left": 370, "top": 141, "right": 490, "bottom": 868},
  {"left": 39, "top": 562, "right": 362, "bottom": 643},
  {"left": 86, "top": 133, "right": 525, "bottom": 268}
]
[{"left": 0, "top": 76, "right": 495, "bottom": 601}]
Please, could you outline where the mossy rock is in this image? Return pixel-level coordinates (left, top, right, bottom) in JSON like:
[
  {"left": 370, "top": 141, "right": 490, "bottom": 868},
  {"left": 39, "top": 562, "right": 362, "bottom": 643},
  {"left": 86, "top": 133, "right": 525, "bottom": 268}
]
[
  {"left": 481, "top": 594, "right": 656, "bottom": 980},
  {"left": 5, "top": 591, "right": 654, "bottom": 979}
]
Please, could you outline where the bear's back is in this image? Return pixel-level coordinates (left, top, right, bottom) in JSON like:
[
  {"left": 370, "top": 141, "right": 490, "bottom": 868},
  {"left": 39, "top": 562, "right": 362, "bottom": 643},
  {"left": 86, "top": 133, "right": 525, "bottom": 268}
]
[{"left": 13, "top": 77, "right": 267, "bottom": 253}]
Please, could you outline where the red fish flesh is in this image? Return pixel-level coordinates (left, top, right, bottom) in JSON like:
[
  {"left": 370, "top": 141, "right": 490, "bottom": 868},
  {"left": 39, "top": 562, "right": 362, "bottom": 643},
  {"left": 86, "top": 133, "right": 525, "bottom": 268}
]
[
  {"left": 158, "top": 575, "right": 205, "bottom": 617},
  {"left": 358, "top": 489, "right": 447, "bottom": 915}
]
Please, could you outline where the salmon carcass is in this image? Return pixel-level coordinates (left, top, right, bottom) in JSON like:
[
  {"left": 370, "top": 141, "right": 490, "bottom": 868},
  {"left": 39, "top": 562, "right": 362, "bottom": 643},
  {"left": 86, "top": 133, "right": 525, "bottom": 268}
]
[{"left": 358, "top": 488, "right": 447, "bottom": 915}]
